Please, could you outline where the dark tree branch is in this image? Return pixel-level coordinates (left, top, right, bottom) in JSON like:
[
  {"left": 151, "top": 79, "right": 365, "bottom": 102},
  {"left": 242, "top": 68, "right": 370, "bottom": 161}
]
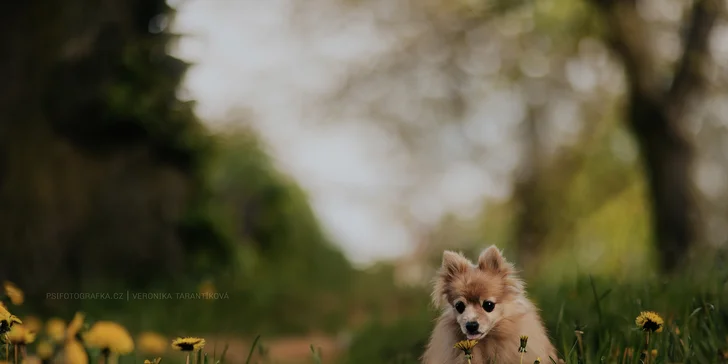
[
  {"left": 666, "top": 0, "right": 721, "bottom": 118},
  {"left": 592, "top": 0, "right": 662, "bottom": 101}
]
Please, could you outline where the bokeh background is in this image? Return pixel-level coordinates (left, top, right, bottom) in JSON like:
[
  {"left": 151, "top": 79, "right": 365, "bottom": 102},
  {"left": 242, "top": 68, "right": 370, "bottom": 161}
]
[{"left": 2, "top": 0, "right": 728, "bottom": 362}]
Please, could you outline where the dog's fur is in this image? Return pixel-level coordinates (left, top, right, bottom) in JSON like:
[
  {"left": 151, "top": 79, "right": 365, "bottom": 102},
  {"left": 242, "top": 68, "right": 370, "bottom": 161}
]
[{"left": 422, "top": 246, "right": 559, "bottom": 364}]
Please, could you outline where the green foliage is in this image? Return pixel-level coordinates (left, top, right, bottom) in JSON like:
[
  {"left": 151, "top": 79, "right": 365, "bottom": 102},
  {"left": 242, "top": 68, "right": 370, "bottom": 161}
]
[
  {"left": 173, "top": 127, "right": 357, "bottom": 336},
  {"left": 344, "top": 309, "right": 434, "bottom": 364},
  {"left": 0, "top": 0, "right": 234, "bottom": 299}
]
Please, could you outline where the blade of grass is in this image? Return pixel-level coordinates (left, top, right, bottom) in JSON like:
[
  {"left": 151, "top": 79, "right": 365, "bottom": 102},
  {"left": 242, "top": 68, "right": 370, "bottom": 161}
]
[
  {"left": 244, "top": 335, "right": 259, "bottom": 364},
  {"left": 219, "top": 342, "right": 229, "bottom": 364},
  {"left": 589, "top": 275, "right": 603, "bottom": 325},
  {"left": 310, "top": 344, "right": 322, "bottom": 364}
]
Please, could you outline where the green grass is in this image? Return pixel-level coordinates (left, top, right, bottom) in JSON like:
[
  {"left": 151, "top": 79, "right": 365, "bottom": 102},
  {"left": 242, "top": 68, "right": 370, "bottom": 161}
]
[
  {"left": 341, "top": 268, "right": 728, "bottom": 364},
  {"left": 6, "top": 260, "right": 728, "bottom": 364}
]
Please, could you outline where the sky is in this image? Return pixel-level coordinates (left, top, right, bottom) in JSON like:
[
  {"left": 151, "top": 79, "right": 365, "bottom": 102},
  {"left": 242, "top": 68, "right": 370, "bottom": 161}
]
[{"left": 167, "top": 0, "right": 570, "bottom": 267}]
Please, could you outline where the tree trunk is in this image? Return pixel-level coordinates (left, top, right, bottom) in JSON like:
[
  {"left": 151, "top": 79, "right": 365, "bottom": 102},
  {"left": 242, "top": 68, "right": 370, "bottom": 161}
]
[
  {"left": 513, "top": 106, "right": 547, "bottom": 272},
  {"left": 628, "top": 94, "right": 695, "bottom": 272},
  {"left": 589, "top": 0, "right": 719, "bottom": 273}
]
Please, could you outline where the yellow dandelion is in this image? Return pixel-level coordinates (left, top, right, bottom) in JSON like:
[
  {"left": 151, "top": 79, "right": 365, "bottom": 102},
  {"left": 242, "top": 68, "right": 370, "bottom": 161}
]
[
  {"left": 45, "top": 318, "right": 66, "bottom": 342},
  {"left": 3, "top": 282, "right": 23, "bottom": 306},
  {"left": 453, "top": 339, "right": 478, "bottom": 351},
  {"left": 7, "top": 324, "right": 36, "bottom": 345},
  {"left": 21, "top": 357, "right": 41, "bottom": 364},
  {"left": 83, "top": 321, "right": 134, "bottom": 355},
  {"left": 22, "top": 316, "right": 42, "bottom": 334},
  {"left": 171, "top": 337, "right": 206, "bottom": 352},
  {"left": 137, "top": 331, "right": 168, "bottom": 356},
  {"left": 198, "top": 280, "right": 216, "bottom": 297},
  {"left": 651, "top": 349, "right": 657, "bottom": 358},
  {"left": 636, "top": 311, "right": 664, "bottom": 333},
  {"left": 64, "top": 339, "right": 88, "bottom": 364},
  {"left": 0, "top": 303, "right": 21, "bottom": 334},
  {"left": 519, "top": 335, "right": 529, "bottom": 353},
  {"left": 35, "top": 340, "right": 54, "bottom": 360},
  {"left": 454, "top": 339, "right": 477, "bottom": 362},
  {"left": 66, "top": 312, "right": 85, "bottom": 340},
  {"left": 144, "top": 358, "right": 162, "bottom": 364}
]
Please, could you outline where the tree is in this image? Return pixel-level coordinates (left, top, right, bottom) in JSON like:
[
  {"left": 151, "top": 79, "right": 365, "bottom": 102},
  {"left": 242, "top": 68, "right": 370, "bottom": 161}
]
[
  {"left": 0, "top": 0, "right": 230, "bottom": 300},
  {"left": 588, "top": 0, "right": 721, "bottom": 272}
]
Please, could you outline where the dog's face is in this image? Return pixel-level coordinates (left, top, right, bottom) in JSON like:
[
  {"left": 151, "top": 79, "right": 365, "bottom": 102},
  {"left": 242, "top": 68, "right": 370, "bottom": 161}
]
[{"left": 431, "top": 246, "right": 524, "bottom": 340}]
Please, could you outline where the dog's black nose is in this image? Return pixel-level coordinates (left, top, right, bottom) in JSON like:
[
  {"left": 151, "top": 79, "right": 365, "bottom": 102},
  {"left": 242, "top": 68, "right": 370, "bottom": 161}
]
[{"left": 465, "top": 321, "right": 479, "bottom": 333}]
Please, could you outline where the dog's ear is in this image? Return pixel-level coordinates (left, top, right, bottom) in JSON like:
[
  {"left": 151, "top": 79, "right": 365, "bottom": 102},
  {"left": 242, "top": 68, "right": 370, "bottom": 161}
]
[
  {"left": 477, "top": 245, "right": 508, "bottom": 273},
  {"left": 477, "top": 245, "right": 524, "bottom": 294},
  {"left": 432, "top": 251, "right": 471, "bottom": 308},
  {"left": 441, "top": 250, "right": 471, "bottom": 277}
]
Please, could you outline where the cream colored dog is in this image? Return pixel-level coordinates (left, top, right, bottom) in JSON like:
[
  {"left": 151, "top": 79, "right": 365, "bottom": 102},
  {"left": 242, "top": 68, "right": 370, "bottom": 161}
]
[{"left": 422, "top": 246, "right": 560, "bottom": 363}]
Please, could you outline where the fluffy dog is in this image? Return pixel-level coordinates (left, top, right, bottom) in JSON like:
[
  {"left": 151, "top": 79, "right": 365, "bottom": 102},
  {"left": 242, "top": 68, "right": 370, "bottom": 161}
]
[{"left": 422, "top": 246, "right": 559, "bottom": 363}]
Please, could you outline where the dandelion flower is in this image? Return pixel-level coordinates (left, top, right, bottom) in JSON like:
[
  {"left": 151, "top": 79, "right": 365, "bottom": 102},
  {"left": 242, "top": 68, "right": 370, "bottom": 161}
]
[
  {"left": 45, "top": 318, "right": 66, "bottom": 343},
  {"left": 198, "top": 280, "right": 216, "bottom": 297},
  {"left": 519, "top": 335, "right": 529, "bottom": 353},
  {"left": 0, "top": 305, "right": 22, "bottom": 335},
  {"left": 36, "top": 340, "right": 54, "bottom": 360},
  {"left": 636, "top": 311, "right": 664, "bottom": 333},
  {"left": 3, "top": 282, "right": 23, "bottom": 306},
  {"left": 66, "top": 312, "right": 85, "bottom": 340},
  {"left": 171, "top": 337, "right": 206, "bottom": 352},
  {"left": 83, "top": 321, "right": 134, "bottom": 355},
  {"left": 453, "top": 339, "right": 478, "bottom": 352},
  {"left": 63, "top": 339, "right": 88, "bottom": 364},
  {"left": 7, "top": 324, "right": 35, "bottom": 345},
  {"left": 22, "top": 316, "right": 42, "bottom": 334},
  {"left": 20, "top": 357, "right": 41, "bottom": 364},
  {"left": 137, "top": 331, "right": 168, "bottom": 356},
  {"left": 454, "top": 339, "right": 478, "bottom": 362},
  {"left": 651, "top": 349, "right": 658, "bottom": 358},
  {"left": 144, "top": 358, "right": 162, "bottom": 364}
]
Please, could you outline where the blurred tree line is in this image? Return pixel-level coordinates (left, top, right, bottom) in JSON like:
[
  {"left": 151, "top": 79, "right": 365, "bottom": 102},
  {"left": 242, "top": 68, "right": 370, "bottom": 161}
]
[
  {"left": 316, "top": 0, "right": 728, "bottom": 279},
  {"left": 0, "top": 0, "right": 357, "bottom": 327}
]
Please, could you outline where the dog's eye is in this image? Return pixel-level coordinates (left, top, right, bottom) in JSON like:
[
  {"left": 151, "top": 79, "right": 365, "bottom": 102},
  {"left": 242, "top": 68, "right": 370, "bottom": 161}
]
[
  {"left": 454, "top": 301, "right": 465, "bottom": 314},
  {"left": 482, "top": 300, "right": 495, "bottom": 312}
]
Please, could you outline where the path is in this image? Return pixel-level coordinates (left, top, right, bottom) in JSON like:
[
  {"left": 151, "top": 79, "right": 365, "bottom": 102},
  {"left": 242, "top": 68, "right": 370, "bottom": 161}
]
[{"left": 205, "top": 334, "right": 342, "bottom": 363}]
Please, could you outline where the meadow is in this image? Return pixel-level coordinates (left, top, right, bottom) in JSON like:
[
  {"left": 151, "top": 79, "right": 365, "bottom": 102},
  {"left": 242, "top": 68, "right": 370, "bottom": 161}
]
[{"left": 0, "top": 256, "right": 725, "bottom": 364}]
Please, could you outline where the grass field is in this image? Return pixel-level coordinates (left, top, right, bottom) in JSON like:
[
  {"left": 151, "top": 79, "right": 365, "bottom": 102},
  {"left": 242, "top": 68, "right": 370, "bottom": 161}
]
[{"left": 0, "top": 262, "right": 725, "bottom": 364}]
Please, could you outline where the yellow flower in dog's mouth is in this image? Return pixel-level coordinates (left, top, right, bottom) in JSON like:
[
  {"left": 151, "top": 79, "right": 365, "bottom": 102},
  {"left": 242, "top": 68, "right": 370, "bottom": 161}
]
[
  {"left": 454, "top": 339, "right": 478, "bottom": 351},
  {"left": 454, "top": 339, "right": 478, "bottom": 359},
  {"left": 519, "top": 335, "right": 529, "bottom": 353},
  {"left": 636, "top": 311, "right": 664, "bottom": 333}
]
